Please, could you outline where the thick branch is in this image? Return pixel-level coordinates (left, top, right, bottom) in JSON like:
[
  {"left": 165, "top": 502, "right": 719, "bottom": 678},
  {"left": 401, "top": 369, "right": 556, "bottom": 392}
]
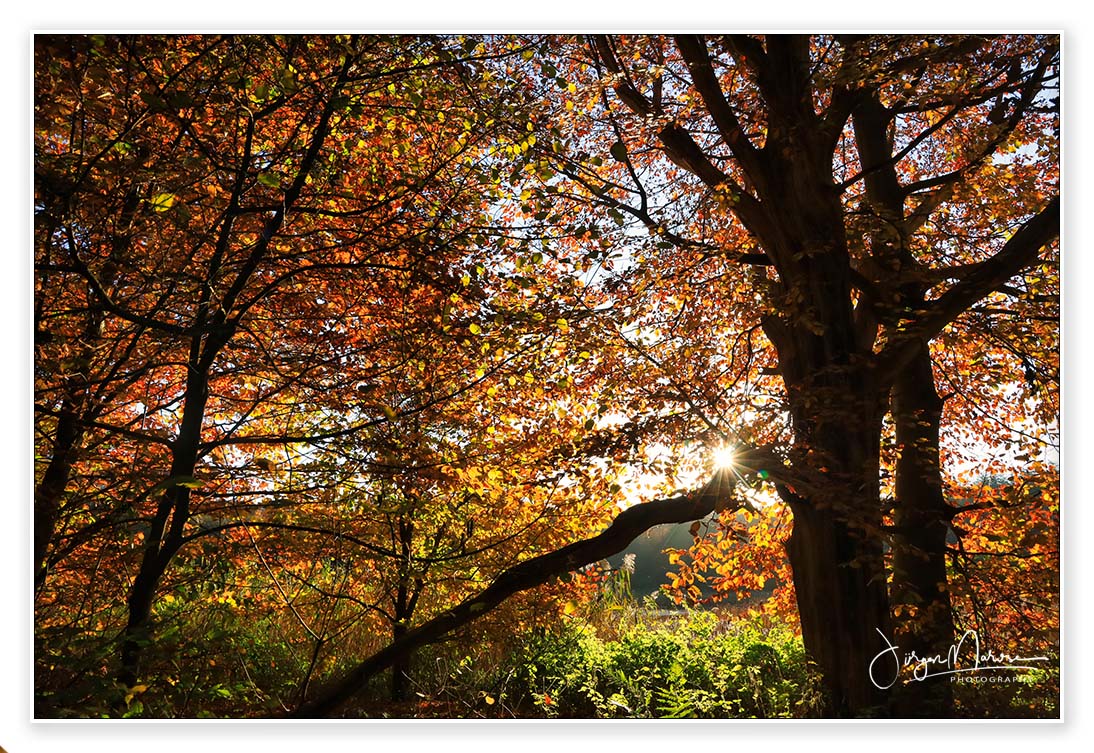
[
  {"left": 655, "top": 124, "right": 772, "bottom": 244},
  {"left": 292, "top": 471, "right": 739, "bottom": 717},
  {"left": 674, "top": 35, "right": 763, "bottom": 177},
  {"left": 590, "top": 35, "right": 775, "bottom": 255},
  {"left": 590, "top": 35, "right": 655, "bottom": 116},
  {"left": 876, "top": 195, "right": 1059, "bottom": 386}
]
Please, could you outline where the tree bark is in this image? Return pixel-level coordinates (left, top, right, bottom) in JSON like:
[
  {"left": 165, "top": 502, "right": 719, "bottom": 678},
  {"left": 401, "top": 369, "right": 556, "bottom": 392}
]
[
  {"left": 785, "top": 500, "right": 892, "bottom": 715},
  {"left": 390, "top": 621, "right": 410, "bottom": 702},
  {"left": 117, "top": 476, "right": 197, "bottom": 689},
  {"left": 889, "top": 342, "right": 955, "bottom": 716},
  {"left": 777, "top": 384, "right": 893, "bottom": 717}
]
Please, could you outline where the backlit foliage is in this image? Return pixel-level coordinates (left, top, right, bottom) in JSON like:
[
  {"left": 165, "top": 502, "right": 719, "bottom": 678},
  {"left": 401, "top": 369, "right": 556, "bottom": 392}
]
[{"left": 34, "top": 33, "right": 1059, "bottom": 718}]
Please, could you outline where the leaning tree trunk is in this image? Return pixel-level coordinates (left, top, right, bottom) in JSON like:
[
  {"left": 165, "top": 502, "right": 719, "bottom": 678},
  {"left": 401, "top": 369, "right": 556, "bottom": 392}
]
[
  {"left": 118, "top": 366, "right": 209, "bottom": 690},
  {"left": 294, "top": 476, "right": 738, "bottom": 717}
]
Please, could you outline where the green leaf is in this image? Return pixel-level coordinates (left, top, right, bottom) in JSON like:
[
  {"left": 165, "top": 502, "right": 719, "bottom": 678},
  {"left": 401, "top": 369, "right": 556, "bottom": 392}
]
[
  {"left": 609, "top": 141, "right": 628, "bottom": 163},
  {"left": 257, "top": 171, "right": 280, "bottom": 188}
]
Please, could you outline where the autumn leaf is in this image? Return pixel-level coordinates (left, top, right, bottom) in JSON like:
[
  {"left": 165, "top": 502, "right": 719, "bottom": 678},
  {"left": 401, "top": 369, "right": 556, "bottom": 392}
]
[{"left": 150, "top": 193, "right": 177, "bottom": 212}]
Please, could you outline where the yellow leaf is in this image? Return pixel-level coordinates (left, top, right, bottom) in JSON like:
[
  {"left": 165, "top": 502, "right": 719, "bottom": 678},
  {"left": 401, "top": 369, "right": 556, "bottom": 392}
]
[{"left": 150, "top": 193, "right": 177, "bottom": 212}]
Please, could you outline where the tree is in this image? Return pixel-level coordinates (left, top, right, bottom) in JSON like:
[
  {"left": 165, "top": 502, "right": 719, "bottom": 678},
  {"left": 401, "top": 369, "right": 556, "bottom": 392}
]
[
  {"left": 33, "top": 33, "right": 562, "bottom": 704},
  {"left": 527, "top": 33, "right": 1058, "bottom": 715},
  {"left": 35, "top": 34, "right": 1059, "bottom": 719}
]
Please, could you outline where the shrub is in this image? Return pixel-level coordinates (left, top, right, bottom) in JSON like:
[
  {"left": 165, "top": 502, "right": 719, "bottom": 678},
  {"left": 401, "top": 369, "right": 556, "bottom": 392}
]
[{"left": 510, "top": 611, "right": 824, "bottom": 718}]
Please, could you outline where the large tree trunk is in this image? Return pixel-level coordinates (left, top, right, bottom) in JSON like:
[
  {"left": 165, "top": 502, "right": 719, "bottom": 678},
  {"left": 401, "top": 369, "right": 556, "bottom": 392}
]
[
  {"left": 778, "top": 393, "right": 893, "bottom": 717},
  {"left": 756, "top": 170, "right": 894, "bottom": 715},
  {"left": 889, "top": 342, "right": 956, "bottom": 716},
  {"left": 786, "top": 500, "right": 892, "bottom": 715},
  {"left": 850, "top": 90, "right": 957, "bottom": 715},
  {"left": 761, "top": 227, "right": 894, "bottom": 715}
]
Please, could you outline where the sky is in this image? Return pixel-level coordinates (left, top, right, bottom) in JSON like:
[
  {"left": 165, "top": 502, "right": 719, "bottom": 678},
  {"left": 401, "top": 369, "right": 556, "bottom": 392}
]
[{"left": 5, "top": 5, "right": 1093, "bottom": 753}]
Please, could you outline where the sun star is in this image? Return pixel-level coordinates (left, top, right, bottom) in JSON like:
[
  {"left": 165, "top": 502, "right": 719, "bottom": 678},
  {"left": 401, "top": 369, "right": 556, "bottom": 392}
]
[{"left": 712, "top": 444, "right": 736, "bottom": 470}]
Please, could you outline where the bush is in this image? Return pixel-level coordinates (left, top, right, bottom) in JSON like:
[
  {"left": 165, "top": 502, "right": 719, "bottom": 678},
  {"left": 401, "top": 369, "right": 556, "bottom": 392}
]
[{"left": 510, "top": 611, "right": 824, "bottom": 718}]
